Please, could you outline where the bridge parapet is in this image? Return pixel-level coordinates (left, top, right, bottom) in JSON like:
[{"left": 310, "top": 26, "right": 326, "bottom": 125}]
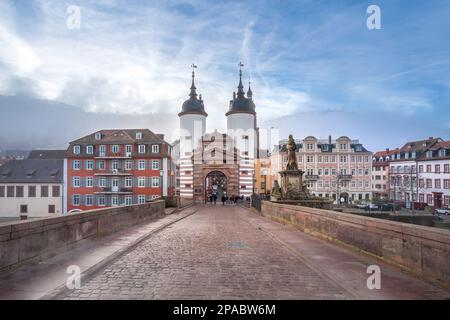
[
  {"left": 260, "top": 201, "right": 450, "bottom": 289},
  {"left": 0, "top": 200, "right": 165, "bottom": 272}
]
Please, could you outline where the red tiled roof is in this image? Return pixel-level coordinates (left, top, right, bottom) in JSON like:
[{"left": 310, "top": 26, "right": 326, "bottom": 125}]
[{"left": 373, "top": 148, "right": 399, "bottom": 158}]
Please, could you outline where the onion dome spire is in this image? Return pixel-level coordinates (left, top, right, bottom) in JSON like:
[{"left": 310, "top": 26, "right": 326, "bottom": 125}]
[
  {"left": 179, "top": 64, "right": 207, "bottom": 117},
  {"left": 237, "top": 62, "right": 245, "bottom": 98},
  {"left": 247, "top": 78, "right": 253, "bottom": 99}
]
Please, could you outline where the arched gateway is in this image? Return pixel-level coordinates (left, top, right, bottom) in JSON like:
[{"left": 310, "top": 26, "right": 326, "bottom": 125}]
[{"left": 205, "top": 171, "right": 227, "bottom": 202}]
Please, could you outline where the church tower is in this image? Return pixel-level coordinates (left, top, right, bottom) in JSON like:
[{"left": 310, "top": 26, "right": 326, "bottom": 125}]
[
  {"left": 226, "top": 63, "right": 257, "bottom": 196},
  {"left": 178, "top": 65, "right": 207, "bottom": 199}
]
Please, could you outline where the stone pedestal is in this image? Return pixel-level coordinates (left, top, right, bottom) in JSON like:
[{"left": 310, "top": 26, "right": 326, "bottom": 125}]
[{"left": 279, "top": 169, "right": 304, "bottom": 195}]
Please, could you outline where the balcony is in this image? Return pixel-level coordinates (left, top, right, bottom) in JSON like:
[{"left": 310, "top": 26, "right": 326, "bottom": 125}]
[
  {"left": 94, "top": 187, "right": 133, "bottom": 194},
  {"left": 338, "top": 174, "right": 353, "bottom": 180},
  {"left": 94, "top": 169, "right": 133, "bottom": 176},
  {"left": 95, "top": 152, "right": 134, "bottom": 159},
  {"left": 304, "top": 175, "right": 319, "bottom": 180}
]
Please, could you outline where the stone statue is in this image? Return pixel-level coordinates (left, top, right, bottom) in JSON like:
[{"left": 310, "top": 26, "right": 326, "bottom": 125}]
[
  {"left": 271, "top": 180, "right": 282, "bottom": 200},
  {"left": 286, "top": 134, "right": 298, "bottom": 170}
]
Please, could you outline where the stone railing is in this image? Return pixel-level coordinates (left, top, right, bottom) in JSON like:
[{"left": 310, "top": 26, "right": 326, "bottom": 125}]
[
  {"left": 260, "top": 201, "right": 450, "bottom": 289},
  {"left": 0, "top": 200, "right": 165, "bottom": 272}
]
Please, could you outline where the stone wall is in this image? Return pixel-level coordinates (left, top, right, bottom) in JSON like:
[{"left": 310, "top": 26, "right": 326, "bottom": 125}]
[
  {"left": 260, "top": 201, "right": 450, "bottom": 288},
  {"left": 0, "top": 200, "right": 165, "bottom": 271}
]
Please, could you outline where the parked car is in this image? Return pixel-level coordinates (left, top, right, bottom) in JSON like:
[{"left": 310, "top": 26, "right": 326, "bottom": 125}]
[
  {"left": 366, "top": 203, "right": 379, "bottom": 210},
  {"left": 434, "top": 208, "right": 450, "bottom": 215}
]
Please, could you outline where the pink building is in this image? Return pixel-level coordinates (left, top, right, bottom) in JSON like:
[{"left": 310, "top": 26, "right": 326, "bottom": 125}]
[{"left": 270, "top": 135, "right": 373, "bottom": 204}]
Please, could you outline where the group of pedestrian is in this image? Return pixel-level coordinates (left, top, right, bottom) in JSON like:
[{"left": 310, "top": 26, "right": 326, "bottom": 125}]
[{"left": 207, "top": 194, "right": 244, "bottom": 205}]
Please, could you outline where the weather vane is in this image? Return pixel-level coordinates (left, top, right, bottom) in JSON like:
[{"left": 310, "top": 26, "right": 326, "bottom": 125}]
[
  {"left": 238, "top": 61, "right": 244, "bottom": 71},
  {"left": 191, "top": 63, "right": 197, "bottom": 71}
]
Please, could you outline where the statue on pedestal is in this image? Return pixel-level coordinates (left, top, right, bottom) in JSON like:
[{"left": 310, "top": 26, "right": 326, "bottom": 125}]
[{"left": 286, "top": 134, "right": 298, "bottom": 171}]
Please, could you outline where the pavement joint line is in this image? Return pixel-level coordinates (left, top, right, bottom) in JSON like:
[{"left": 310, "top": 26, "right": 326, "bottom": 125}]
[
  {"left": 237, "top": 208, "right": 360, "bottom": 299},
  {"left": 40, "top": 206, "right": 200, "bottom": 300}
]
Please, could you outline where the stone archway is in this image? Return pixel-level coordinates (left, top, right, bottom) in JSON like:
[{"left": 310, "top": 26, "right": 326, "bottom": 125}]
[{"left": 205, "top": 171, "right": 227, "bottom": 203}]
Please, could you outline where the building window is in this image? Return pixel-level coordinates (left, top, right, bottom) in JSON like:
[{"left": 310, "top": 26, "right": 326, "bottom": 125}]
[
  {"left": 47, "top": 204, "right": 55, "bottom": 213},
  {"left": 98, "top": 160, "right": 105, "bottom": 170},
  {"left": 28, "top": 186, "right": 36, "bottom": 197},
  {"left": 138, "top": 195, "right": 146, "bottom": 204},
  {"left": 86, "top": 160, "right": 94, "bottom": 170},
  {"left": 86, "top": 145, "right": 94, "bottom": 155},
  {"left": 138, "top": 177, "right": 146, "bottom": 187},
  {"left": 152, "top": 145, "right": 160, "bottom": 153},
  {"left": 95, "top": 132, "right": 102, "bottom": 140},
  {"left": 427, "top": 194, "right": 433, "bottom": 204},
  {"left": 86, "top": 195, "right": 93, "bottom": 206},
  {"left": 72, "top": 160, "right": 81, "bottom": 170},
  {"left": 152, "top": 176, "right": 160, "bottom": 188},
  {"left": 318, "top": 156, "right": 322, "bottom": 163},
  {"left": 7, "top": 186, "right": 14, "bottom": 197},
  {"left": 111, "top": 145, "right": 120, "bottom": 153},
  {"left": 306, "top": 155, "right": 314, "bottom": 163},
  {"left": 435, "top": 179, "right": 441, "bottom": 189},
  {"left": 111, "top": 195, "right": 119, "bottom": 207},
  {"left": 125, "top": 177, "right": 133, "bottom": 188},
  {"left": 138, "top": 145, "right": 146, "bottom": 154},
  {"left": 0, "top": 186, "right": 4, "bottom": 197},
  {"left": 73, "top": 177, "right": 81, "bottom": 188},
  {"left": 125, "top": 195, "right": 133, "bottom": 206},
  {"left": 306, "top": 143, "right": 313, "bottom": 150},
  {"left": 98, "top": 177, "right": 106, "bottom": 187},
  {"left": 41, "top": 186, "right": 49, "bottom": 197},
  {"left": 16, "top": 186, "right": 24, "bottom": 198},
  {"left": 426, "top": 179, "right": 432, "bottom": 188},
  {"left": 72, "top": 195, "right": 81, "bottom": 206},
  {"left": 426, "top": 165, "right": 432, "bottom": 173},
  {"left": 99, "top": 145, "right": 106, "bottom": 157},
  {"left": 137, "top": 160, "right": 146, "bottom": 170},
  {"left": 52, "top": 186, "right": 60, "bottom": 197},
  {"left": 151, "top": 160, "right": 160, "bottom": 170},
  {"left": 444, "top": 164, "right": 450, "bottom": 173},
  {"left": 125, "top": 145, "right": 132, "bottom": 155},
  {"left": 332, "top": 168, "right": 337, "bottom": 175},
  {"left": 125, "top": 160, "right": 133, "bottom": 170},
  {"left": 20, "top": 205, "right": 28, "bottom": 214},
  {"left": 111, "top": 160, "right": 120, "bottom": 170},
  {"left": 86, "top": 177, "right": 94, "bottom": 187},
  {"left": 73, "top": 145, "right": 80, "bottom": 154},
  {"left": 136, "top": 132, "right": 142, "bottom": 139},
  {"left": 324, "top": 168, "right": 329, "bottom": 176},
  {"left": 98, "top": 196, "right": 106, "bottom": 206},
  {"left": 340, "top": 155, "right": 347, "bottom": 163},
  {"left": 435, "top": 164, "right": 441, "bottom": 173},
  {"left": 444, "top": 179, "right": 450, "bottom": 189}
]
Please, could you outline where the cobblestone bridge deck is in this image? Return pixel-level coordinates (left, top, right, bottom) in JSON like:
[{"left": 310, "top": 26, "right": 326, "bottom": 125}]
[{"left": 1, "top": 204, "right": 449, "bottom": 299}]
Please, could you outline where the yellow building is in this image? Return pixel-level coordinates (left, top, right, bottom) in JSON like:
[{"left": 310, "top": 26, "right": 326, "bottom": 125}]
[{"left": 254, "top": 155, "right": 271, "bottom": 195}]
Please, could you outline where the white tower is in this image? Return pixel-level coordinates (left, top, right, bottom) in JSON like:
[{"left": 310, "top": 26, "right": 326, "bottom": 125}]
[
  {"left": 178, "top": 65, "right": 207, "bottom": 200},
  {"left": 226, "top": 63, "right": 257, "bottom": 196}
]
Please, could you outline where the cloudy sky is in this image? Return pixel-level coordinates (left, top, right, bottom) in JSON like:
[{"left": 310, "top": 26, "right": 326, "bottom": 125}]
[{"left": 0, "top": 0, "right": 449, "bottom": 151}]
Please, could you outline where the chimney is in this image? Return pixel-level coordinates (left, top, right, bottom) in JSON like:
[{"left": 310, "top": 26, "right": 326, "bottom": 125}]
[
  {"left": 386, "top": 148, "right": 390, "bottom": 152},
  {"left": 429, "top": 137, "right": 433, "bottom": 140},
  {"left": 157, "top": 134, "right": 165, "bottom": 141},
  {"left": 328, "top": 135, "right": 332, "bottom": 144}
]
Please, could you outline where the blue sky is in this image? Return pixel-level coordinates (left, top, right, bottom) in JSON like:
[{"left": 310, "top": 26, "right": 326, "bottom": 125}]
[{"left": 0, "top": 0, "right": 449, "bottom": 151}]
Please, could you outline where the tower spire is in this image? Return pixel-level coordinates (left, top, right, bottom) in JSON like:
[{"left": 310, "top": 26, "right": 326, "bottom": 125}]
[
  {"left": 190, "top": 63, "right": 198, "bottom": 98},
  {"left": 247, "top": 76, "right": 253, "bottom": 99},
  {"left": 237, "top": 61, "right": 245, "bottom": 98}
]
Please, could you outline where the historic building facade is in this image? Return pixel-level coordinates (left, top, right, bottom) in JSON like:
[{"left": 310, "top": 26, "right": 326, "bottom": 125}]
[
  {"left": 372, "top": 149, "right": 398, "bottom": 199},
  {"left": 65, "top": 129, "right": 175, "bottom": 213},
  {"left": 0, "top": 156, "right": 64, "bottom": 218},
  {"left": 389, "top": 137, "right": 441, "bottom": 207},
  {"left": 178, "top": 66, "right": 257, "bottom": 203},
  {"left": 270, "top": 136, "right": 373, "bottom": 204}
]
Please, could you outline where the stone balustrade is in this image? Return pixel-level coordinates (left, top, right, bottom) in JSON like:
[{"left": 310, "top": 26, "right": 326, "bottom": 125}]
[
  {"left": 0, "top": 200, "right": 165, "bottom": 271},
  {"left": 260, "top": 201, "right": 450, "bottom": 289}
]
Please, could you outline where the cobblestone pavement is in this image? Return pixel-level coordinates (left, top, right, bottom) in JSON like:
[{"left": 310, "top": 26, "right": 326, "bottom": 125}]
[{"left": 57, "top": 205, "right": 450, "bottom": 300}]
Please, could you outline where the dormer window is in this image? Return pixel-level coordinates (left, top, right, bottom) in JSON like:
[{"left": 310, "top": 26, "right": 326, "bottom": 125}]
[
  {"left": 136, "top": 132, "right": 142, "bottom": 140},
  {"left": 411, "top": 152, "right": 416, "bottom": 158},
  {"left": 95, "top": 132, "right": 102, "bottom": 140},
  {"left": 323, "top": 145, "right": 329, "bottom": 151},
  {"left": 355, "top": 145, "right": 362, "bottom": 152},
  {"left": 426, "top": 150, "right": 433, "bottom": 158},
  {"left": 73, "top": 145, "right": 81, "bottom": 154},
  {"left": 86, "top": 145, "right": 94, "bottom": 155},
  {"left": 438, "top": 149, "right": 446, "bottom": 157}
]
